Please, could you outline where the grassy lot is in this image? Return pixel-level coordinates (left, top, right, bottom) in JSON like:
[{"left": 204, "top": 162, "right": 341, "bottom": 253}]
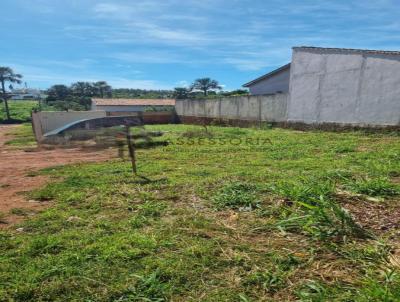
[
  {"left": 1, "top": 124, "right": 400, "bottom": 301},
  {"left": 0, "top": 100, "right": 56, "bottom": 124},
  {"left": 4, "top": 123, "right": 37, "bottom": 148},
  {"left": 0, "top": 100, "right": 39, "bottom": 123}
]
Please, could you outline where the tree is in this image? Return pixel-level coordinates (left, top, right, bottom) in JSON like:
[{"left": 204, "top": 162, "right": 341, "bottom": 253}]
[
  {"left": 190, "top": 78, "right": 221, "bottom": 96},
  {"left": 94, "top": 81, "right": 112, "bottom": 98},
  {"left": 0, "top": 67, "right": 23, "bottom": 121},
  {"left": 71, "top": 81, "right": 96, "bottom": 97},
  {"left": 46, "top": 85, "right": 71, "bottom": 102},
  {"left": 173, "top": 87, "right": 190, "bottom": 99}
]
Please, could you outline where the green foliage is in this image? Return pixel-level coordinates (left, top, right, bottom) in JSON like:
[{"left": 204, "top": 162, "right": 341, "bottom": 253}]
[
  {"left": 0, "top": 101, "right": 39, "bottom": 123},
  {"left": 347, "top": 177, "right": 399, "bottom": 197},
  {"left": 212, "top": 182, "right": 259, "bottom": 210},
  {"left": 0, "top": 66, "right": 23, "bottom": 121},
  {"left": 112, "top": 88, "right": 173, "bottom": 99},
  {"left": 357, "top": 270, "right": 400, "bottom": 302},
  {"left": 296, "top": 280, "right": 331, "bottom": 301},
  {"left": 220, "top": 89, "right": 249, "bottom": 97},
  {"left": 190, "top": 77, "right": 222, "bottom": 96},
  {"left": 173, "top": 87, "right": 190, "bottom": 99},
  {"left": 244, "top": 269, "right": 287, "bottom": 293},
  {"left": 270, "top": 179, "right": 369, "bottom": 240},
  {"left": 10, "top": 208, "right": 30, "bottom": 216},
  {"left": 0, "top": 212, "right": 6, "bottom": 224},
  {"left": 112, "top": 271, "right": 167, "bottom": 301},
  {"left": 45, "top": 81, "right": 112, "bottom": 111},
  {"left": 4, "top": 123, "right": 36, "bottom": 147}
]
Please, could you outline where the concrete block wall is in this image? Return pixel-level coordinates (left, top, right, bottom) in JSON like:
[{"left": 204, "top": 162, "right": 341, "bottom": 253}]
[
  {"left": 33, "top": 111, "right": 107, "bottom": 136},
  {"left": 288, "top": 48, "right": 400, "bottom": 126},
  {"left": 176, "top": 94, "right": 288, "bottom": 123}
]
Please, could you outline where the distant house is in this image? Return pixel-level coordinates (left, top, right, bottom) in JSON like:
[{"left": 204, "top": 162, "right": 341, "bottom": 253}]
[
  {"left": 91, "top": 98, "right": 176, "bottom": 113},
  {"left": 10, "top": 88, "right": 43, "bottom": 100},
  {"left": 243, "top": 63, "right": 291, "bottom": 95}
]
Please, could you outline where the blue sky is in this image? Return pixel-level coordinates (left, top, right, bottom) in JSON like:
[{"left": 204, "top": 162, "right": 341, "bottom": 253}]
[{"left": 2, "top": 0, "right": 400, "bottom": 90}]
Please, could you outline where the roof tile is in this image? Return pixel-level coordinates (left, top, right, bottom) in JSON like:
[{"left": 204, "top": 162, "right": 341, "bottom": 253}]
[{"left": 92, "top": 98, "right": 175, "bottom": 106}]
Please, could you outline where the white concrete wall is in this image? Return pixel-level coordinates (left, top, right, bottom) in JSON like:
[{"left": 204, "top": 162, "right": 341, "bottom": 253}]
[
  {"left": 288, "top": 48, "right": 400, "bottom": 126},
  {"left": 248, "top": 68, "right": 290, "bottom": 95},
  {"left": 176, "top": 94, "right": 288, "bottom": 122},
  {"left": 36, "top": 111, "right": 106, "bottom": 135}
]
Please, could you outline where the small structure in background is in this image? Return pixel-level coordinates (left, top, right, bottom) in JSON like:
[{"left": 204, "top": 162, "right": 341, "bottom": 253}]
[
  {"left": 243, "top": 63, "right": 291, "bottom": 95},
  {"left": 10, "top": 88, "right": 44, "bottom": 100},
  {"left": 91, "top": 98, "right": 175, "bottom": 114}
]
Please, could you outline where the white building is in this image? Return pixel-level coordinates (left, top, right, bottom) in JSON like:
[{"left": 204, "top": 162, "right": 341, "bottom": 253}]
[{"left": 10, "top": 88, "right": 43, "bottom": 100}]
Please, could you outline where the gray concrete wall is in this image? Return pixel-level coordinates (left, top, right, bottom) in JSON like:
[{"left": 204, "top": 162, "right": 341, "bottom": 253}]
[
  {"left": 176, "top": 94, "right": 288, "bottom": 122},
  {"left": 288, "top": 48, "right": 400, "bottom": 126},
  {"left": 248, "top": 68, "right": 290, "bottom": 95},
  {"left": 35, "top": 111, "right": 107, "bottom": 135}
]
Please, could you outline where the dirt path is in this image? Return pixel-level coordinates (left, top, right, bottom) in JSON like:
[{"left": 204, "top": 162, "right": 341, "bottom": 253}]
[{"left": 0, "top": 125, "right": 116, "bottom": 228}]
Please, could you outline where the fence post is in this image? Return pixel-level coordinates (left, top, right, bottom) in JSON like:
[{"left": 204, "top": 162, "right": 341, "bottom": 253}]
[{"left": 125, "top": 125, "right": 137, "bottom": 175}]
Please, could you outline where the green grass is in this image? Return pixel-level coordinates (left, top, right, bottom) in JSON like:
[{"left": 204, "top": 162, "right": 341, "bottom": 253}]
[
  {"left": 4, "top": 123, "right": 37, "bottom": 148},
  {"left": 212, "top": 182, "right": 260, "bottom": 210},
  {"left": 0, "top": 100, "right": 55, "bottom": 123},
  {"left": 1, "top": 124, "right": 400, "bottom": 301},
  {"left": 0, "top": 100, "right": 39, "bottom": 123},
  {"left": 346, "top": 177, "right": 400, "bottom": 197}
]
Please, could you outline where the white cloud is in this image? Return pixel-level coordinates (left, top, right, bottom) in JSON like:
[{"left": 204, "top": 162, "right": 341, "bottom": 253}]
[
  {"left": 110, "top": 51, "right": 187, "bottom": 64},
  {"left": 107, "top": 78, "right": 171, "bottom": 90},
  {"left": 222, "top": 58, "right": 276, "bottom": 71},
  {"left": 3, "top": 62, "right": 170, "bottom": 90},
  {"left": 175, "top": 80, "right": 190, "bottom": 88},
  {"left": 93, "top": 2, "right": 166, "bottom": 20}
]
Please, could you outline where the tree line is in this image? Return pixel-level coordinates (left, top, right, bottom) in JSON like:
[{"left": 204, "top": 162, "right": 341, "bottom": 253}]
[
  {"left": 173, "top": 78, "right": 248, "bottom": 99},
  {"left": 1, "top": 66, "right": 249, "bottom": 121},
  {"left": 45, "top": 81, "right": 112, "bottom": 111}
]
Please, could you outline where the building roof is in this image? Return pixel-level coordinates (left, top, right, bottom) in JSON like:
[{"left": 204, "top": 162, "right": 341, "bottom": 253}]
[
  {"left": 293, "top": 46, "right": 400, "bottom": 56},
  {"left": 92, "top": 98, "right": 175, "bottom": 106},
  {"left": 243, "top": 63, "right": 291, "bottom": 87}
]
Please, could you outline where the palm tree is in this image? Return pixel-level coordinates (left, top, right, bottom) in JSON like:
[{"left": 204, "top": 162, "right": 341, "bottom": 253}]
[
  {"left": 190, "top": 78, "right": 221, "bottom": 96},
  {"left": 94, "top": 81, "right": 112, "bottom": 98},
  {"left": 0, "top": 67, "right": 23, "bottom": 121}
]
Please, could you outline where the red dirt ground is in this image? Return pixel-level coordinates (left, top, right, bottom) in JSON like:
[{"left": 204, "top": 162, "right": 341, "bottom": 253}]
[{"left": 0, "top": 125, "right": 116, "bottom": 228}]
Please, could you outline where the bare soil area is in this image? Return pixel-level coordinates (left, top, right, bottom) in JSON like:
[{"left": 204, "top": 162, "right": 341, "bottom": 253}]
[{"left": 0, "top": 125, "right": 116, "bottom": 228}]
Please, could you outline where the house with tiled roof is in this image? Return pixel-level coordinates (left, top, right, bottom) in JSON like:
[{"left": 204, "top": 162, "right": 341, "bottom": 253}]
[{"left": 91, "top": 98, "right": 175, "bottom": 113}]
